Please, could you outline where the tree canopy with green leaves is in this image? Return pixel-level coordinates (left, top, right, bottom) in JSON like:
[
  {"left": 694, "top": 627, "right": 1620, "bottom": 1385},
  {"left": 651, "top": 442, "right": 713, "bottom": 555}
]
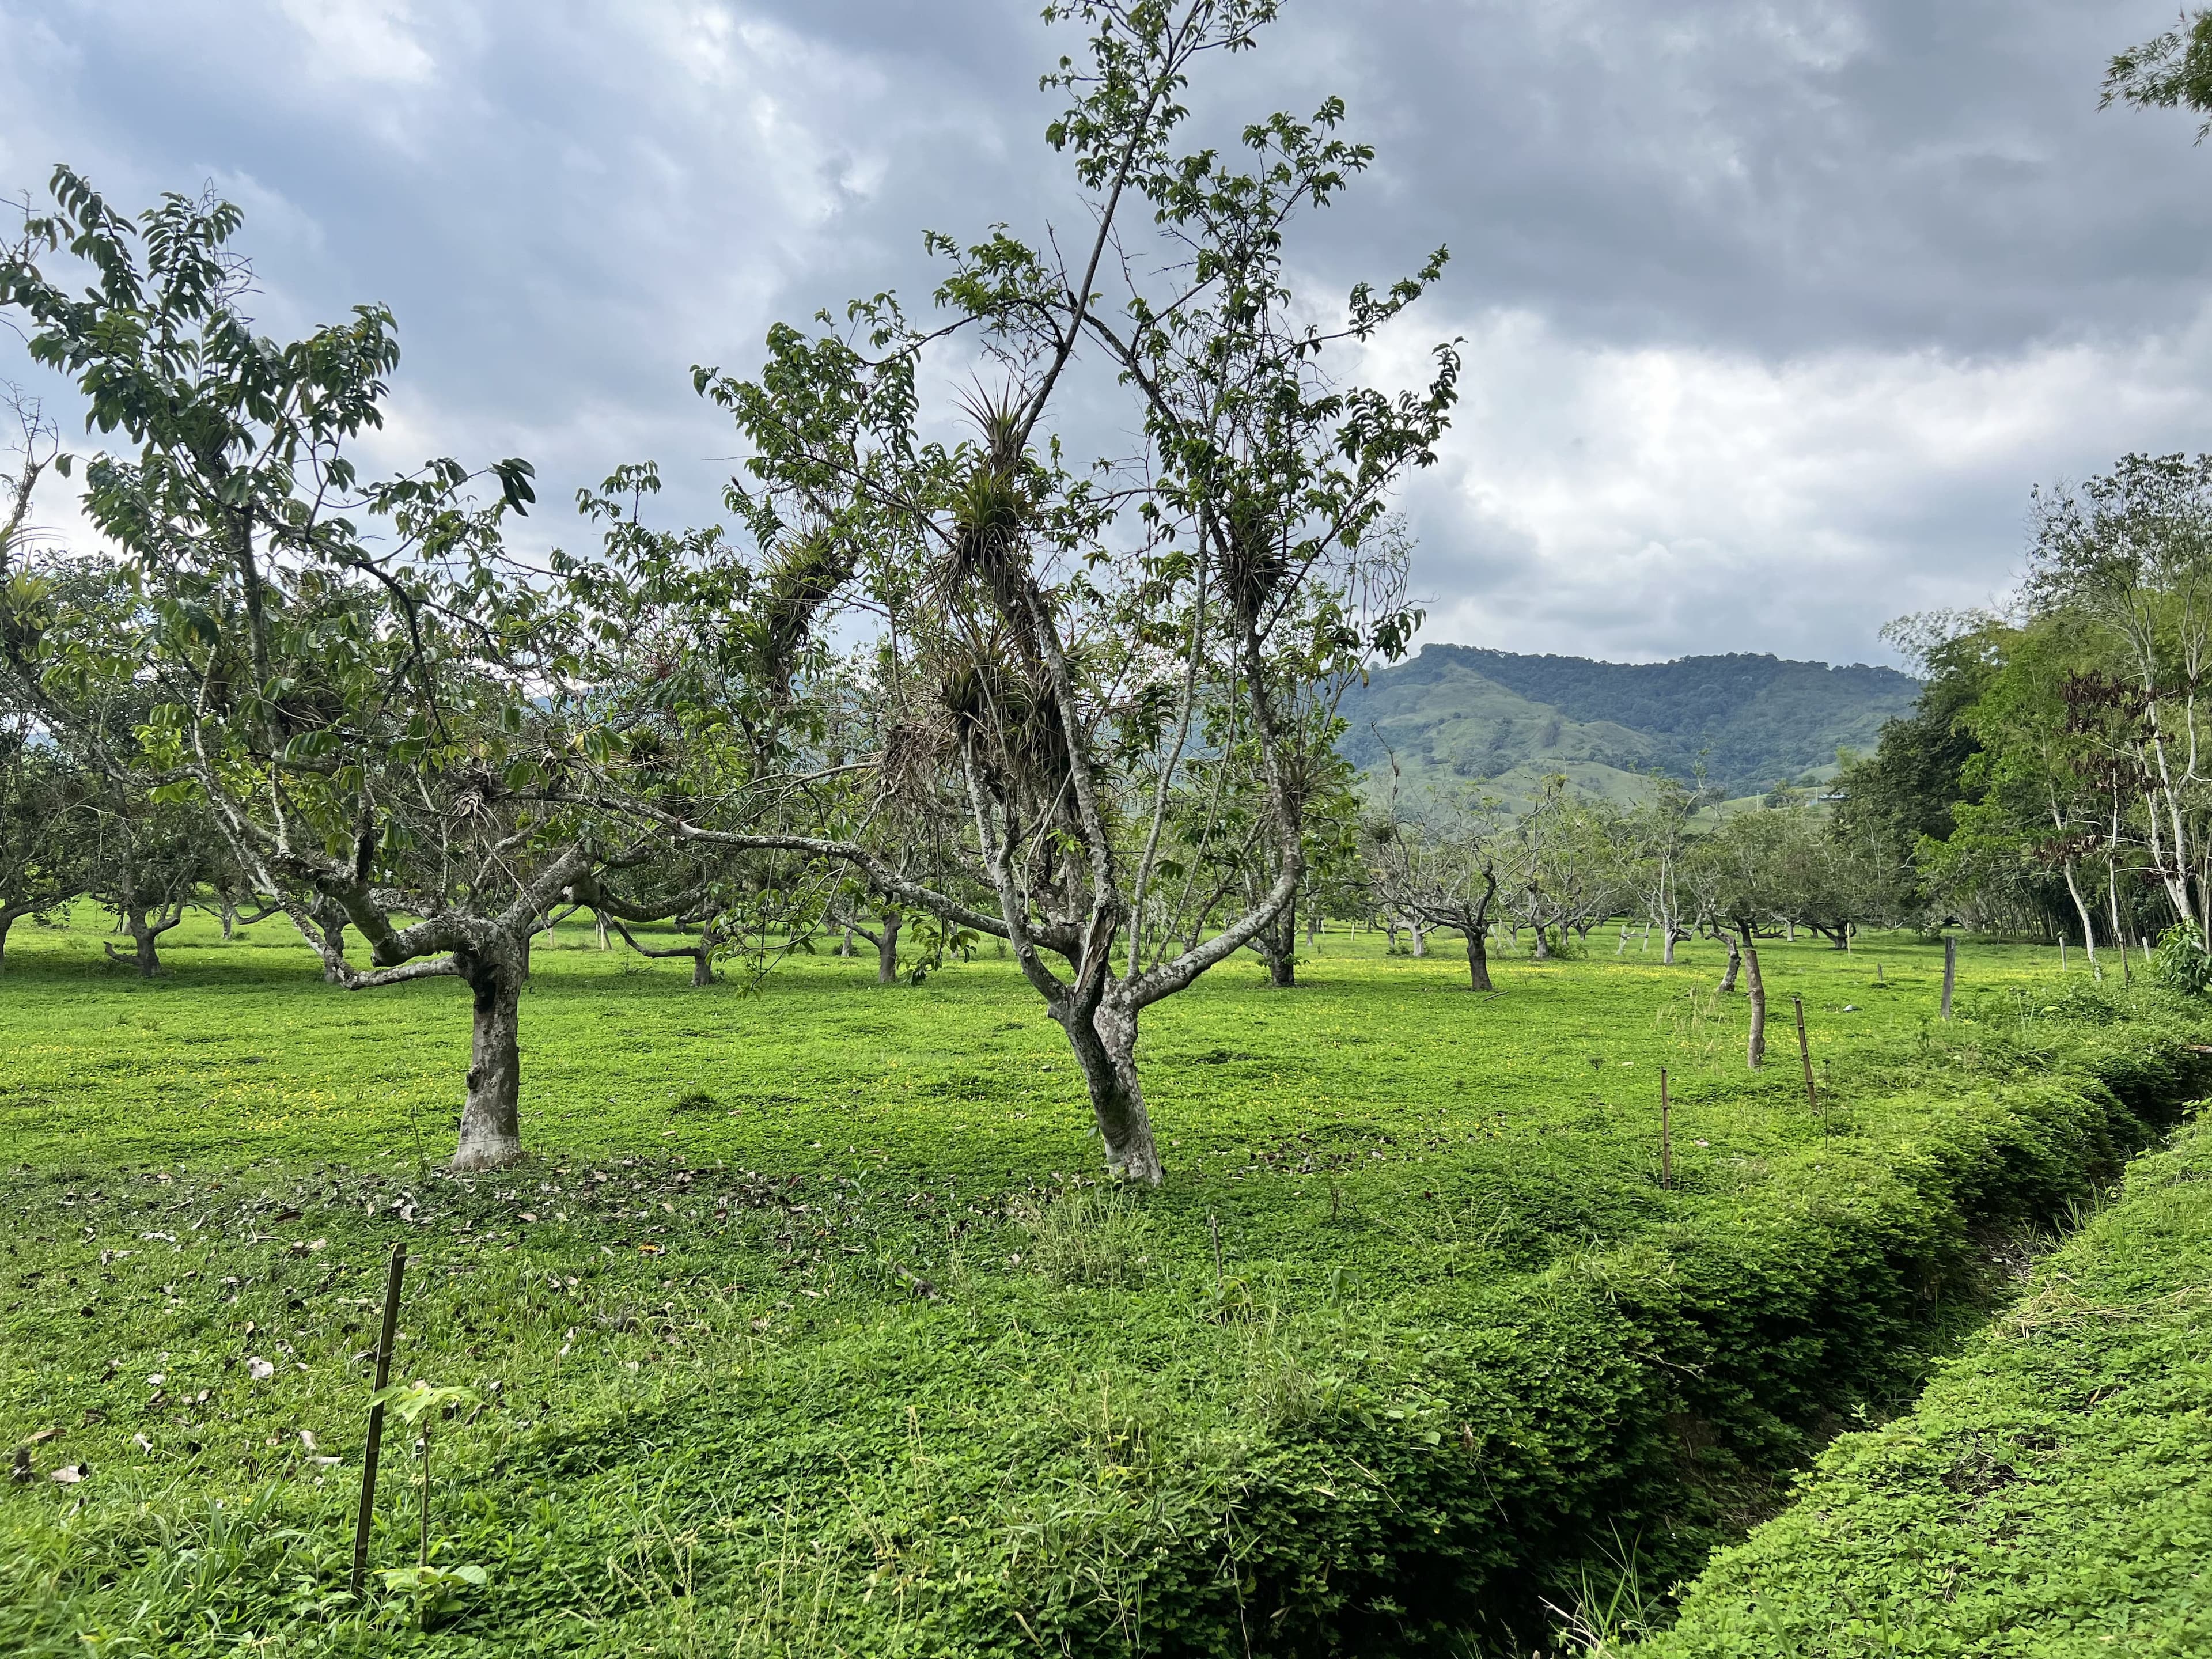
[{"left": 0, "top": 173, "right": 820, "bottom": 1168}]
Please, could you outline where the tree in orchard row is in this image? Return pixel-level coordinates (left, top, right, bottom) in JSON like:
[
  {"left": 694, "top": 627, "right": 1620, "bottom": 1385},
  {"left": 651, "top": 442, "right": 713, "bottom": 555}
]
[
  {"left": 0, "top": 179, "right": 814, "bottom": 1168},
  {"left": 1361, "top": 770, "right": 1505, "bottom": 992},
  {"left": 0, "top": 423, "right": 224, "bottom": 975},
  {"left": 0, "top": 725, "right": 94, "bottom": 967},
  {"left": 664, "top": 0, "right": 1452, "bottom": 1182}
]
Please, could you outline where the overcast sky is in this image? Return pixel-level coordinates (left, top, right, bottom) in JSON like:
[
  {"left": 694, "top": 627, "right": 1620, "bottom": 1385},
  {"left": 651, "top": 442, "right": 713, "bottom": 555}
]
[{"left": 3, "top": 0, "right": 2207, "bottom": 667}]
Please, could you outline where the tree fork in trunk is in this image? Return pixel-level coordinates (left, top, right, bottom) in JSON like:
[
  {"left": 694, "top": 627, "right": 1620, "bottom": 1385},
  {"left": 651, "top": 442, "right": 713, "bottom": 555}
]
[{"left": 103, "top": 902, "right": 180, "bottom": 978}]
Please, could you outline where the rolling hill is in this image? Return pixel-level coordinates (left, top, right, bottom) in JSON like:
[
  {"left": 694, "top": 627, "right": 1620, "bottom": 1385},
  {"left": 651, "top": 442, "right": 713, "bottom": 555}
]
[{"left": 1336, "top": 643, "right": 1921, "bottom": 811}]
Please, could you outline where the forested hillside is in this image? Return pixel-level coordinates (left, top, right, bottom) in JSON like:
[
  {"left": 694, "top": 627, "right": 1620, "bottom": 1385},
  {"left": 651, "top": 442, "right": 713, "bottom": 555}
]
[{"left": 1337, "top": 643, "right": 1921, "bottom": 808}]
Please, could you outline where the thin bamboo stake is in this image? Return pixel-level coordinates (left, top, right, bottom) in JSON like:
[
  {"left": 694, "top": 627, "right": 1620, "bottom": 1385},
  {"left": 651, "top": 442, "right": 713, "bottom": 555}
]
[
  {"left": 1659, "top": 1068, "right": 1673, "bottom": 1191},
  {"left": 350, "top": 1243, "right": 408, "bottom": 1601},
  {"left": 1793, "top": 995, "right": 1817, "bottom": 1116}
]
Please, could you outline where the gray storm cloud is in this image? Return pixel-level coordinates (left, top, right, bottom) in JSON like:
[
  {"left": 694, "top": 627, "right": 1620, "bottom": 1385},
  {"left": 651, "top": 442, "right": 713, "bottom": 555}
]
[{"left": 2, "top": 0, "right": 2207, "bottom": 664}]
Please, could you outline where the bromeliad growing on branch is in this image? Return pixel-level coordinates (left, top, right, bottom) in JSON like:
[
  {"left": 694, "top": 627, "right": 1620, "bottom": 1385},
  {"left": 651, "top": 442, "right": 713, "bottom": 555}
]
[{"left": 675, "top": 0, "right": 1455, "bottom": 1181}]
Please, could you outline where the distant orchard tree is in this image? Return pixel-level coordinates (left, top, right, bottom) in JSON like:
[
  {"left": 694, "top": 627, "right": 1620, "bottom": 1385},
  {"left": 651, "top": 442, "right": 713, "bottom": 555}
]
[
  {"left": 0, "top": 726, "right": 94, "bottom": 968},
  {"left": 1363, "top": 781, "right": 1506, "bottom": 992},
  {"left": 1620, "top": 775, "right": 1701, "bottom": 964},
  {"left": 87, "top": 794, "right": 214, "bottom": 978},
  {"left": 1501, "top": 775, "right": 1624, "bottom": 958}
]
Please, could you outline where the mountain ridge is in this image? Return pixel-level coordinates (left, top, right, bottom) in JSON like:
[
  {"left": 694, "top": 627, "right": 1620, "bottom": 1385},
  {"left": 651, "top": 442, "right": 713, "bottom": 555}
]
[{"left": 1336, "top": 643, "right": 1921, "bottom": 809}]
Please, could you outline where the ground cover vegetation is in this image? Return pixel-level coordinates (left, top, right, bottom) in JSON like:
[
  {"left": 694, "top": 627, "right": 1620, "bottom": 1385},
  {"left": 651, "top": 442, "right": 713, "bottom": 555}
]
[
  {"left": 1639, "top": 1094, "right": 2212, "bottom": 1657},
  {"left": 2, "top": 912, "right": 2205, "bottom": 1656},
  {"left": 2, "top": 4, "right": 2211, "bottom": 1654}
]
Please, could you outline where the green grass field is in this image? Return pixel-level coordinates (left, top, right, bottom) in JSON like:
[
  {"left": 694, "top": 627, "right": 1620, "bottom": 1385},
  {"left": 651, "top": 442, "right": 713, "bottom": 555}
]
[{"left": 0, "top": 911, "right": 2199, "bottom": 1655}]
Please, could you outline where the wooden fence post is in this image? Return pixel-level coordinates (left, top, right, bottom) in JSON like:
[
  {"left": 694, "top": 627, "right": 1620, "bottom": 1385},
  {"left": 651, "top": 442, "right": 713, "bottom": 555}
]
[
  {"left": 1942, "top": 936, "right": 1957, "bottom": 1021},
  {"left": 350, "top": 1242, "right": 408, "bottom": 1600},
  {"left": 1659, "top": 1068, "right": 1673, "bottom": 1191}
]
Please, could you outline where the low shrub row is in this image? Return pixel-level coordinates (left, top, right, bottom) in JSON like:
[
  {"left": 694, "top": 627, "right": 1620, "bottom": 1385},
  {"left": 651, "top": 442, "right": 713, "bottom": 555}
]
[{"left": 1642, "top": 1098, "right": 2212, "bottom": 1656}]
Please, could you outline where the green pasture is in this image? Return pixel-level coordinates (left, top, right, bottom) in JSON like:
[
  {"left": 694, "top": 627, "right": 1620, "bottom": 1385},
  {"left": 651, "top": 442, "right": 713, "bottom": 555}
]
[{"left": 0, "top": 912, "right": 2196, "bottom": 1655}]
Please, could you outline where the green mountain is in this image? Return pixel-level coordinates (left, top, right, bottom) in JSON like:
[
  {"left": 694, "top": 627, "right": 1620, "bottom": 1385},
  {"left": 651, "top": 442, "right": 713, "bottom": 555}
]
[{"left": 1337, "top": 644, "right": 1921, "bottom": 810}]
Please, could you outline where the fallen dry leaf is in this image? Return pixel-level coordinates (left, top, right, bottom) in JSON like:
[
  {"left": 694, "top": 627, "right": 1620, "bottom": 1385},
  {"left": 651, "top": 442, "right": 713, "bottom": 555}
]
[
  {"left": 245, "top": 1357, "right": 275, "bottom": 1382},
  {"left": 49, "top": 1463, "right": 88, "bottom": 1485}
]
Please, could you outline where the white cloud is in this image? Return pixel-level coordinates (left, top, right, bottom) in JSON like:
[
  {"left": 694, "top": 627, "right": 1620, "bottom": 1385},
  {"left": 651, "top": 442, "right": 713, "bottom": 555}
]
[
  {"left": 275, "top": 0, "right": 435, "bottom": 86},
  {"left": 6, "top": 0, "right": 2212, "bottom": 678},
  {"left": 1376, "top": 304, "right": 2212, "bottom": 663}
]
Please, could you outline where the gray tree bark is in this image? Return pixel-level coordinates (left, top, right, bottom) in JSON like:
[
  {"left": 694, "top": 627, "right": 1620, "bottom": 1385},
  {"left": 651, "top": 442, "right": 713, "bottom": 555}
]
[
  {"left": 454, "top": 948, "right": 524, "bottom": 1171},
  {"left": 1056, "top": 997, "right": 1162, "bottom": 1183},
  {"left": 1740, "top": 925, "right": 1766, "bottom": 1069}
]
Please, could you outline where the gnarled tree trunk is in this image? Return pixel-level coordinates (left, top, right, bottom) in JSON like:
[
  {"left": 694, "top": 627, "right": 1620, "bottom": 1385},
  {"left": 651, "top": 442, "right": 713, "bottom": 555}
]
[
  {"left": 1464, "top": 925, "right": 1493, "bottom": 992},
  {"left": 105, "top": 900, "right": 182, "bottom": 978},
  {"left": 1056, "top": 994, "right": 1162, "bottom": 1183},
  {"left": 454, "top": 948, "right": 524, "bottom": 1170},
  {"left": 0, "top": 902, "right": 35, "bottom": 970}
]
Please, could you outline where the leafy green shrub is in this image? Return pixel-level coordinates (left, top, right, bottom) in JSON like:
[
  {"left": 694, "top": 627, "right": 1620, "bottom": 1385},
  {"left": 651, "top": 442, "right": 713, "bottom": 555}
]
[
  {"left": 2039, "top": 976, "right": 2128, "bottom": 1025},
  {"left": 2149, "top": 922, "right": 2212, "bottom": 995}
]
